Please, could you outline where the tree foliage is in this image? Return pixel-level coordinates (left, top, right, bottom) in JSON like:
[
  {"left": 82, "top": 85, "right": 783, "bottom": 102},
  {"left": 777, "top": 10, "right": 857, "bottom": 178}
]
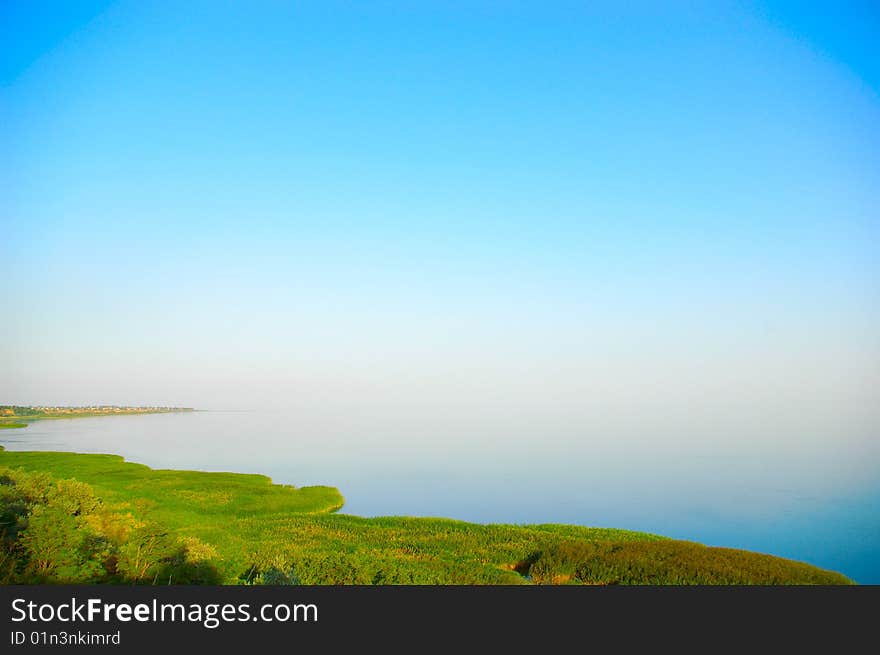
[{"left": 0, "top": 466, "right": 221, "bottom": 584}]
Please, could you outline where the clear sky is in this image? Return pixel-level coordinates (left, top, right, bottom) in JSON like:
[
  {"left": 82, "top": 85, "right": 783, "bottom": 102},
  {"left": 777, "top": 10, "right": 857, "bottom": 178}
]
[{"left": 2, "top": 1, "right": 878, "bottom": 443}]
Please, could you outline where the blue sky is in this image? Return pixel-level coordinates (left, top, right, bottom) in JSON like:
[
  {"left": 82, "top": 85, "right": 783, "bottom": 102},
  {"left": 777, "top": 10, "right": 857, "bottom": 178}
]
[{"left": 2, "top": 1, "right": 878, "bottom": 426}]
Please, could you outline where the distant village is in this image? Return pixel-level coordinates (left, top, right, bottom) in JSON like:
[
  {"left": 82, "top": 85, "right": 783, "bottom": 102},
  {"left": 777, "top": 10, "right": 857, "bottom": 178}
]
[{"left": 1, "top": 406, "right": 194, "bottom": 417}]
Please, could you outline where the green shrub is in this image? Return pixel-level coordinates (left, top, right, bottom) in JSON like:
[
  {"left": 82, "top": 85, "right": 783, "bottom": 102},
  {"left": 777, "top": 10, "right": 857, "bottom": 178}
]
[
  {"left": 0, "top": 465, "right": 222, "bottom": 584},
  {"left": 523, "top": 540, "right": 852, "bottom": 585}
]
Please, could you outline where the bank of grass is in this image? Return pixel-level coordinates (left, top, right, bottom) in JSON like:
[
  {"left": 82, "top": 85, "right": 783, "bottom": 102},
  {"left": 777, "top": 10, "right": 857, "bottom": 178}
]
[
  {"left": 0, "top": 423, "right": 27, "bottom": 429},
  {"left": 0, "top": 448, "right": 854, "bottom": 585}
]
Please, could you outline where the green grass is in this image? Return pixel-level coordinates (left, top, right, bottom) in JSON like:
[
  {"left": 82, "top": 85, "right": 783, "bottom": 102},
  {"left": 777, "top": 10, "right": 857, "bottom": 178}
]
[
  {"left": 0, "top": 449, "right": 343, "bottom": 525},
  {"left": 0, "top": 448, "right": 854, "bottom": 585},
  {"left": 0, "top": 423, "right": 27, "bottom": 429}
]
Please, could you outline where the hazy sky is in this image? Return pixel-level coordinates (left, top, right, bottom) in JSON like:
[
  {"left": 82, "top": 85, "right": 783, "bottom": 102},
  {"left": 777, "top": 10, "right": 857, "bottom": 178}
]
[{"left": 2, "top": 1, "right": 878, "bottom": 446}]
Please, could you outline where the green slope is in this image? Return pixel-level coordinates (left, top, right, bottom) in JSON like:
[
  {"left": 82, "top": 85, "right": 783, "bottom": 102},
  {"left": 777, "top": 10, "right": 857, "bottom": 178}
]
[{"left": 0, "top": 448, "right": 854, "bottom": 585}]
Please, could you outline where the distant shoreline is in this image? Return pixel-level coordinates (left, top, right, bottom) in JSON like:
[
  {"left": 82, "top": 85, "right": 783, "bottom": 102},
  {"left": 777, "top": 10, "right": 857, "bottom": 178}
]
[{"left": 0, "top": 406, "right": 194, "bottom": 430}]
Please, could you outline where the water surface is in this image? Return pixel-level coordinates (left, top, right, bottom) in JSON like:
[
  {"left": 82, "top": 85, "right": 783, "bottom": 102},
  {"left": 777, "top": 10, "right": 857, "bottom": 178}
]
[{"left": 2, "top": 411, "right": 877, "bottom": 583}]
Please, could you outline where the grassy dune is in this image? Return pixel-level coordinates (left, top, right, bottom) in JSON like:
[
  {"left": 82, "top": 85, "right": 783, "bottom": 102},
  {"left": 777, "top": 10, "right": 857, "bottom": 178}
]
[{"left": 0, "top": 449, "right": 854, "bottom": 585}]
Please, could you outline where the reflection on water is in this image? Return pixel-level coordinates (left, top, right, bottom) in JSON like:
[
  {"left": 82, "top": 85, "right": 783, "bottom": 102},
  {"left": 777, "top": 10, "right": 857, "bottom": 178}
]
[{"left": 2, "top": 411, "right": 878, "bottom": 583}]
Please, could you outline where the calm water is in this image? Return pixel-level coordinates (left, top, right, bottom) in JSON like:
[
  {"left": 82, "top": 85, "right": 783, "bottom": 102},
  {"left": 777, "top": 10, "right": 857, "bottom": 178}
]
[{"left": 2, "top": 411, "right": 878, "bottom": 583}]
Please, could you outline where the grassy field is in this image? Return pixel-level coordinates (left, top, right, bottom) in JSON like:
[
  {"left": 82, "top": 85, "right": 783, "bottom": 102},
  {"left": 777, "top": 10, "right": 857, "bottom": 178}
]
[{"left": 0, "top": 448, "right": 854, "bottom": 585}]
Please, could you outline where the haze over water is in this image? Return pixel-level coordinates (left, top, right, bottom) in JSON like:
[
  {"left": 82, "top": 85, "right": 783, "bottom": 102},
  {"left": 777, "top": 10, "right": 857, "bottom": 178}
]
[{"left": 3, "top": 4, "right": 878, "bottom": 583}]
